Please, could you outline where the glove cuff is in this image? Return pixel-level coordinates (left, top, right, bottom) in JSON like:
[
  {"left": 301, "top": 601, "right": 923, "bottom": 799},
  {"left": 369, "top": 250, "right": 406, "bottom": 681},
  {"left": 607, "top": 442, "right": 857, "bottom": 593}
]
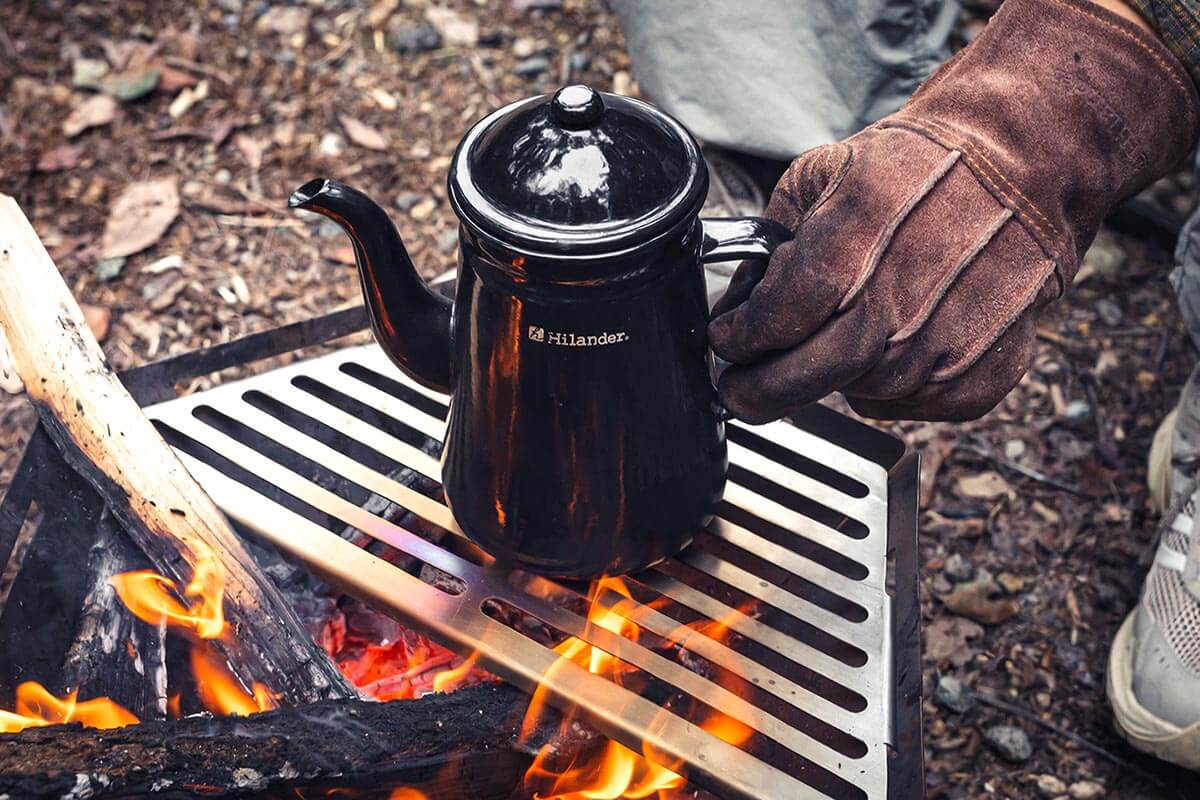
[{"left": 885, "top": 0, "right": 1199, "bottom": 287}]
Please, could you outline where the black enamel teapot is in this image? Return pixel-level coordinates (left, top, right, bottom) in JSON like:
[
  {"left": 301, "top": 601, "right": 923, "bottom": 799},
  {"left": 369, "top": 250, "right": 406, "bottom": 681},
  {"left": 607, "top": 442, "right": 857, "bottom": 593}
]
[{"left": 290, "top": 85, "right": 789, "bottom": 578}]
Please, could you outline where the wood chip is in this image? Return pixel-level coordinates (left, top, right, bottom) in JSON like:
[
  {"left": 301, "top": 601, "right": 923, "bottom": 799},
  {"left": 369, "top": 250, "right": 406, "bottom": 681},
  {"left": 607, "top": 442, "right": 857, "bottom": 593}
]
[
  {"left": 36, "top": 144, "right": 85, "bottom": 172},
  {"left": 339, "top": 115, "right": 388, "bottom": 151},
  {"left": 956, "top": 470, "right": 1010, "bottom": 501},
  {"left": 425, "top": 6, "right": 479, "bottom": 46},
  {"left": 81, "top": 303, "right": 112, "bottom": 342}
]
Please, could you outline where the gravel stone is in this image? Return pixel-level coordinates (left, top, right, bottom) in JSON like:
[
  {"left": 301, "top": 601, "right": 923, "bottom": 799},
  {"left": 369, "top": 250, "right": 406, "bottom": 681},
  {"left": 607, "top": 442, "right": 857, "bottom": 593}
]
[
  {"left": 514, "top": 54, "right": 550, "bottom": 77},
  {"left": 933, "top": 675, "right": 973, "bottom": 714},
  {"left": 984, "top": 724, "right": 1033, "bottom": 763},
  {"left": 943, "top": 553, "right": 975, "bottom": 583}
]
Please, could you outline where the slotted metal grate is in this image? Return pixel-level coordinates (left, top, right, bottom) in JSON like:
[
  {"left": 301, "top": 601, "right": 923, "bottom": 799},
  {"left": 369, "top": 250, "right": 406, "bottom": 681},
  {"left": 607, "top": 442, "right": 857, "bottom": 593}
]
[{"left": 145, "top": 343, "right": 921, "bottom": 800}]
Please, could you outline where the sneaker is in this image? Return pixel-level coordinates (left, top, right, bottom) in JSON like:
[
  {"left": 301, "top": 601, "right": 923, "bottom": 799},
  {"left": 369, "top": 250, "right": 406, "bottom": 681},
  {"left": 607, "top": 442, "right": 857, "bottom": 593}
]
[{"left": 1108, "top": 364, "right": 1200, "bottom": 768}]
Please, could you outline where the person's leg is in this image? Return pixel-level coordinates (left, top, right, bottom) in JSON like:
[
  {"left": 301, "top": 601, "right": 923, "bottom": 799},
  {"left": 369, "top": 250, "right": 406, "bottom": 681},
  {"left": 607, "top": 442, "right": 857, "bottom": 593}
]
[{"left": 609, "top": 0, "right": 959, "bottom": 160}]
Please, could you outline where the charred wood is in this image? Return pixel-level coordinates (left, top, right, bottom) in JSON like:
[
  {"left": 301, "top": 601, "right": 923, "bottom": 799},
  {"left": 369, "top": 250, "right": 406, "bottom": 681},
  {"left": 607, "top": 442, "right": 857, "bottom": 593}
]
[
  {"left": 0, "top": 684, "right": 536, "bottom": 799},
  {"left": 0, "top": 199, "right": 355, "bottom": 705},
  {"left": 59, "top": 509, "right": 168, "bottom": 720}
]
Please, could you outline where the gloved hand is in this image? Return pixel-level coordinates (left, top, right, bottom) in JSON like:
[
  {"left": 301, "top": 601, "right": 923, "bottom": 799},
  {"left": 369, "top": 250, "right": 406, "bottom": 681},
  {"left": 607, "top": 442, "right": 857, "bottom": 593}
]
[{"left": 709, "top": 0, "right": 1199, "bottom": 423}]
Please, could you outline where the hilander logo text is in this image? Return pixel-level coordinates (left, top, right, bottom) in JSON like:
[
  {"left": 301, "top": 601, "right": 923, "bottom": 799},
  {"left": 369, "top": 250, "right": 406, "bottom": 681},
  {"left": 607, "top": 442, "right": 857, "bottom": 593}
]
[{"left": 528, "top": 326, "right": 629, "bottom": 347}]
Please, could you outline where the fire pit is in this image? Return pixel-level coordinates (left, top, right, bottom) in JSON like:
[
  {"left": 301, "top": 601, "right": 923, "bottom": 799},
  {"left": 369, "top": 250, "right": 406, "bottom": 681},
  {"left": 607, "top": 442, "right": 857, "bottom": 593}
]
[{"left": 0, "top": 305, "right": 922, "bottom": 799}]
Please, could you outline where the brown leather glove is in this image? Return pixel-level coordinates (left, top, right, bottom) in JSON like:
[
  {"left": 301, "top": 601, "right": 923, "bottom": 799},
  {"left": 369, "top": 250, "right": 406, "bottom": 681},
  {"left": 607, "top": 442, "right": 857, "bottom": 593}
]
[{"left": 709, "top": 0, "right": 1199, "bottom": 423}]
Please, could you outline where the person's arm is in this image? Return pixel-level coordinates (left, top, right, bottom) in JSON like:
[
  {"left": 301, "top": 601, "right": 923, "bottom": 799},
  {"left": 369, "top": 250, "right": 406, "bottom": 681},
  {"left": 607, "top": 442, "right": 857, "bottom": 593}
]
[
  {"left": 709, "top": 0, "right": 1199, "bottom": 423},
  {"left": 1094, "top": 0, "right": 1157, "bottom": 31}
]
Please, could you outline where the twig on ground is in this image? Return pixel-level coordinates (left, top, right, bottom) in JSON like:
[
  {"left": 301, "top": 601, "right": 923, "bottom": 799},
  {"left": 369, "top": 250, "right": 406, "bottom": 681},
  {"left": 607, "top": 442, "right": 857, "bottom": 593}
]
[
  {"left": 959, "top": 444, "right": 1088, "bottom": 497},
  {"left": 972, "top": 691, "right": 1170, "bottom": 792}
]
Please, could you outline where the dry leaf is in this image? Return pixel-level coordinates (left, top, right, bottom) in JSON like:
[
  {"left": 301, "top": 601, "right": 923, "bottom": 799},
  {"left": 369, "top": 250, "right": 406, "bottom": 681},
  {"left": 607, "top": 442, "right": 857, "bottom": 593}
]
[
  {"left": 234, "top": 132, "right": 265, "bottom": 170},
  {"left": 339, "top": 115, "right": 388, "bottom": 151},
  {"left": 63, "top": 94, "right": 118, "bottom": 137},
  {"left": 329, "top": 244, "right": 358, "bottom": 266},
  {"left": 81, "top": 303, "right": 112, "bottom": 342},
  {"left": 939, "top": 573, "right": 1020, "bottom": 625},
  {"left": 925, "top": 616, "right": 983, "bottom": 667},
  {"left": 956, "top": 470, "right": 1009, "bottom": 501},
  {"left": 425, "top": 6, "right": 478, "bottom": 46},
  {"left": 36, "top": 144, "right": 85, "bottom": 172},
  {"left": 100, "top": 177, "right": 181, "bottom": 259}
]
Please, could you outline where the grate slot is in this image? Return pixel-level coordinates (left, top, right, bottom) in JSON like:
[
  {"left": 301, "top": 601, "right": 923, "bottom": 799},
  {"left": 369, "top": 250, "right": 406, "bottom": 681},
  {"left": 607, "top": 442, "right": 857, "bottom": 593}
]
[{"left": 145, "top": 344, "right": 915, "bottom": 800}]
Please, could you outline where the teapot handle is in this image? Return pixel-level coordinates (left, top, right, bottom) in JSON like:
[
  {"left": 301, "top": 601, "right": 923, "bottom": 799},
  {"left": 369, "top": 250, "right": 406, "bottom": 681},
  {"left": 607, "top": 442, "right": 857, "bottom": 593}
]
[
  {"left": 699, "top": 217, "right": 791, "bottom": 263},
  {"left": 699, "top": 218, "right": 793, "bottom": 422}
]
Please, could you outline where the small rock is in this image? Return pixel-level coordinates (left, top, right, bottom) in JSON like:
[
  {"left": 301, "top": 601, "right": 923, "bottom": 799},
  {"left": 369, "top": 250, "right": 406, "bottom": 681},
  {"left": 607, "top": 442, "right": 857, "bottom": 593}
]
[
  {"left": 569, "top": 51, "right": 592, "bottom": 73},
  {"left": 1083, "top": 230, "right": 1125, "bottom": 280},
  {"left": 1068, "top": 781, "right": 1104, "bottom": 800},
  {"left": 514, "top": 55, "right": 550, "bottom": 78},
  {"left": 436, "top": 228, "right": 459, "bottom": 253},
  {"left": 95, "top": 256, "right": 126, "bottom": 282},
  {"left": 511, "top": 36, "right": 538, "bottom": 58},
  {"left": 1003, "top": 439, "right": 1026, "bottom": 460},
  {"left": 513, "top": 0, "right": 563, "bottom": 9},
  {"left": 72, "top": 58, "right": 109, "bottom": 90},
  {"left": 1063, "top": 399, "right": 1092, "bottom": 426},
  {"left": 318, "top": 132, "right": 345, "bottom": 158},
  {"left": 1095, "top": 298, "right": 1122, "bottom": 326},
  {"left": 101, "top": 66, "right": 160, "bottom": 101},
  {"left": 984, "top": 724, "right": 1033, "bottom": 763},
  {"left": 317, "top": 220, "right": 344, "bottom": 238},
  {"left": 1034, "top": 775, "right": 1067, "bottom": 798},
  {"left": 943, "top": 553, "right": 974, "bottom": 583},
  {"left": 933, "top": 675, "right": 973, "bottom": 713},
  {"left": 387, "top": 21, "right": 441, "bottom": 53},
  {"left": 409, "top": 197, "right": 436, "bottom": 220},
  {"left": 395, "top": 191, "right": 422, "bottom": 212}
]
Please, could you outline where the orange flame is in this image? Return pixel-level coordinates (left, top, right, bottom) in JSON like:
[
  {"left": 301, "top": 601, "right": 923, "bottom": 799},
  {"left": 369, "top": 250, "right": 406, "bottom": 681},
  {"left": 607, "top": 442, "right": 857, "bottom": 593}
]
[
  {"left": 521, "top": 576, "right": 687, "bottom": 800},
  {"left": 191, "top": 645, "right": 278, "bottom": 717},
  {"left": 387, "top": 790, "right": 430, "bottom": 800},
  {"left": 431, "top": 651, "right": 481, "bottom": 694},
  {"left": 108, "top": 539, "right": 226, "bottom": 640},
  {"left": 0, "top": 681, "right": 138, "bottom": 733}
]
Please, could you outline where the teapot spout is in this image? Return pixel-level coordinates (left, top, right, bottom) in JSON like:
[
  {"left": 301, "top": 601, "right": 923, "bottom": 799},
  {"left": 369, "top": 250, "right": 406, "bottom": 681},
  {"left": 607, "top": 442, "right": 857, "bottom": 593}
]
[{"left": 289, "top": 178, "right": 452, "bottom": 393}]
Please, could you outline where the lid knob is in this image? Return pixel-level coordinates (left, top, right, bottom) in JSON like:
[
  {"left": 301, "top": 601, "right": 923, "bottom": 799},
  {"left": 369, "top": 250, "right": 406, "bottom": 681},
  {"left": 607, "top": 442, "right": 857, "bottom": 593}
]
[{"left": 550, "top": 85, "right": 605, "bottom": 130}]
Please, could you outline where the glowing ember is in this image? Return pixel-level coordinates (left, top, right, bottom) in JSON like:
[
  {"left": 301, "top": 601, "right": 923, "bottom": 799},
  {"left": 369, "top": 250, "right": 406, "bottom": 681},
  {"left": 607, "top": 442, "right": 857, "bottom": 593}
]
[
  {"left": 318, "top": 607, "right": 493, "bottom": 700},
  {"left": 0, "top": 681, "right": 138, "bottom": 733}
]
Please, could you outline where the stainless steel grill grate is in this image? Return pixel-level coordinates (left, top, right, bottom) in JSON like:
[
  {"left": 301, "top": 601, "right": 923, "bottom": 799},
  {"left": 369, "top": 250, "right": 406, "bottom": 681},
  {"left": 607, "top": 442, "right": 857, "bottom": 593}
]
[{"left": 145, "top": 344, "right": 920, "bottom": 800}]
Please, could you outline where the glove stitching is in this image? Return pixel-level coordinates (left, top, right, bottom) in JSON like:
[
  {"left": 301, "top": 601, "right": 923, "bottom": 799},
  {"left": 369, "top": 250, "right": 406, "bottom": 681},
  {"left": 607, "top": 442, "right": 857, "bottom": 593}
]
[
  {"left": 890, "top": 208, "right": 1014, "bottom": 344},
  {"left": 883, "top": 116, "right": 1061, "bottom": 245},
  {"left": 927, "top": 256, "right": 1057, "bottom": 382},
  {"left": 839, "top": 149, "right": 962, "bottom": 311}
]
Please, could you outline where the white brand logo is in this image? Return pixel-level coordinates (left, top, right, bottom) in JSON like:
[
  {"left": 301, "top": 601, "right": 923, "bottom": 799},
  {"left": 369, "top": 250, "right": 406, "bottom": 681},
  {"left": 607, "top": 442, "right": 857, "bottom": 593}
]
[{"left": 528, "top": 326, "right": 629, "bottom": 347}]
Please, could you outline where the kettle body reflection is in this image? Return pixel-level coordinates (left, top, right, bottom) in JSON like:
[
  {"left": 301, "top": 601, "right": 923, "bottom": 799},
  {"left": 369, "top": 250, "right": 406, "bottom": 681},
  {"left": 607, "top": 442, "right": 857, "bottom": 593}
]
[{"left": 291, "top": 85, "right": 789, "bottom": 578}]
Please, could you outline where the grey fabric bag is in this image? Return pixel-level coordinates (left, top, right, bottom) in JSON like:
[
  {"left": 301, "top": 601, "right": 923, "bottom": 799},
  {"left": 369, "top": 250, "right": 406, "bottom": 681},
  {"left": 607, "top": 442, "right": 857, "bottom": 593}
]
[{"left": 610, "top": 0, "right": 959, "bottom": 159}]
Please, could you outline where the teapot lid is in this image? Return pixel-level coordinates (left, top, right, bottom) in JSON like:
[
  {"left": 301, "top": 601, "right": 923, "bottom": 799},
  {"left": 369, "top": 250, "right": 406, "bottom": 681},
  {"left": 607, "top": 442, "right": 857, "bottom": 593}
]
[{"left": 448, "top": 85, "right": 708, "bottom": 257}]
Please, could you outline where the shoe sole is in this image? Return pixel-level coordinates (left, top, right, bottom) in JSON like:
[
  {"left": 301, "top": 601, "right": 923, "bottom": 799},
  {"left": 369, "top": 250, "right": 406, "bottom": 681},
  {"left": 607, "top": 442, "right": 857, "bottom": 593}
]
[{"left": 1108, "top": 611, "right": 1200, "bottom": 769}]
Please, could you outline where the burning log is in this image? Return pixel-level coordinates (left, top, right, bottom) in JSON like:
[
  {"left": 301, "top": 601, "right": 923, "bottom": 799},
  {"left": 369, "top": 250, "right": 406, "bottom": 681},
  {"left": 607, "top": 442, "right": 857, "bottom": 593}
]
[
  {"left": 59, "top": 509, "right": 169, "bottom": 720},
  {"left": 0, "top": 683, "right": 535, "bottom": 799},
  {"left": 0, "top": 196, "right": 354, "bottom": 705}
]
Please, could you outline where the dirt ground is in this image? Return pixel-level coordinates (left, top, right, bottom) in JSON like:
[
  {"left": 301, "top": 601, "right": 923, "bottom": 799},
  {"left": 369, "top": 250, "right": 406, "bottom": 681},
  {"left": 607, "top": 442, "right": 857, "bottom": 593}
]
[{"left": 2, "top": 1, "right": 1199, "bottom": 798}]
